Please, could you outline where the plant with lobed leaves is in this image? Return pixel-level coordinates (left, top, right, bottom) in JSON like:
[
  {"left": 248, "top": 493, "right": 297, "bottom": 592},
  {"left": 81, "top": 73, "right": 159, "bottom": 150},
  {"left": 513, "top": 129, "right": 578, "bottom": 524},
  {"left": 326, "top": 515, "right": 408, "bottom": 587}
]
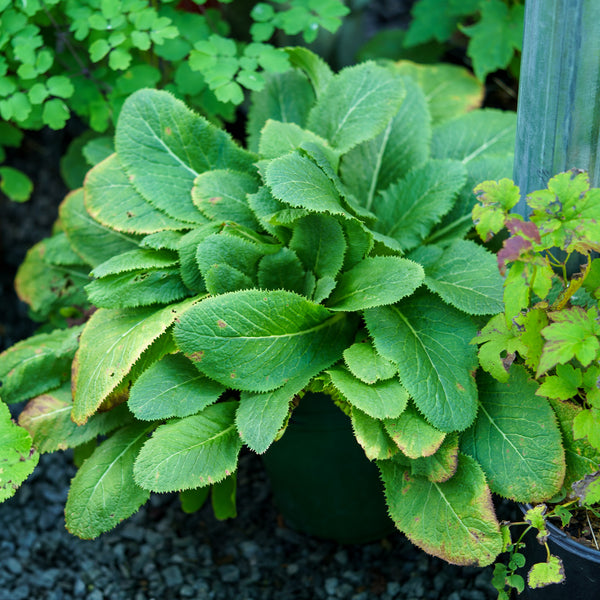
[
  {"left": 471, "top": 172, "right": 600, "bottom": 595},
  {"left": 1, "top": 49, "right": 519, "bottom": 567}
]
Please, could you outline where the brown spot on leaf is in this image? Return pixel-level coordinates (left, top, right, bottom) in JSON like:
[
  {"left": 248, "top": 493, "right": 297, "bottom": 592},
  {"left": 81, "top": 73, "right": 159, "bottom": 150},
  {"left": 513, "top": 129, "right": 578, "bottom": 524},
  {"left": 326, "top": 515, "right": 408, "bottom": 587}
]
[
  {"left": 208, "top": 196, "right": 222, "bottom": 205},
  {"left": 217, "top": 319, "right": 227, "bottom": 328},
  {"left": 188, "top": 351, "right": 204, "bottom": 362},
  {"left": 165, "top": 126, "right": 172, "bottom": 135}
]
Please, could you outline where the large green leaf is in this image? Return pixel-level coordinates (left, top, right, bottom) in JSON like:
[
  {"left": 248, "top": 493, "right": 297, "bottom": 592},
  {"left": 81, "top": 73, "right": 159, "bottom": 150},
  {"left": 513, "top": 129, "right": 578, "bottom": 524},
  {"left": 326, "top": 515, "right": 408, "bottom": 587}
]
[
  {"left": 328, "top": 367, "right": 408, "bottom": 420},
  {"left": 350, "top": 408, "right": 399, "bottom": 461},
  {"left": 285, "top": 47, "right": 333, "bottom": 98},
  {"left": 84, "top": 154, "right": 190, "bottom": 234},
  {"left": 0, "top": 326, "right": 83, "bottom": 404},
  {"left": 60, "top": 189, "right": 139, "bottom": 267},
  {"left": 192, "top": 169, "right": 259, "bottom": 229},
  {"left": 116, "top": 89, "right": 255, "bottom": 222},
  {"left": 343, "top": 340, "right": 397, "bottom": 384},
  {"left": 258, "top": 120, "right": 337, "bottom": 164},
  {"left": 462, "top": 0, "right": 524, "bottom": 81},
  {"left": 236, "top": 373, "right": 312, "bottom": 454},
  {"left": 307, "top": 62, "right": 405, "bottom": 154},
  {"left": 372, "top": 159, "right": 467, "bottom": 251},
  {"left": 65, "top": 422, "right": 152, "bottom": 538},
  {"left": 340, "top": 76, "right": 430, "bottom": 209},
  {"left": 19, "top": 383, "right": 130, "bottom": 453},
  {"left": 327, "top": 257, "right": 425, "bottom": 312},
  {"left": 419, "top": 239, "right": 504, "bottom": 315},
  {"left": 265, "top": 151, "right": 347, "bottom": 217},
  {"left": 72, "top": 298, "right": 196, "bottom": 424},
  {"left": 246, "top": 69, "right": 315, "bottom": 152},
  {"left": 133, "top": 401, "right": 242, "bottom": 492},
  {"left": 431, "top": 109, "right": 516, "bottom": 166},
  {"left": 379, "top": 453, "right": 503, "bottom": 566},
  {"left": 393, "top": 61, "right": 483, "bottom": 125},
  {"left": 128, "top": 354, "right": 225, "bottom": 420},
  {"left": 461, "top": 368, "right": 566, "bottom": 502},
  {"left": 384, "top": 403, "right": 446, "bottom": 459},
  {"left": 174, "top": 289, "right": 355, "bottom": 392},
  {"left": 0, "top": 402, "right": 39, "bottom": 502},
  {"left": 365, "top": 292, "right": 478, "bottom": 432}
]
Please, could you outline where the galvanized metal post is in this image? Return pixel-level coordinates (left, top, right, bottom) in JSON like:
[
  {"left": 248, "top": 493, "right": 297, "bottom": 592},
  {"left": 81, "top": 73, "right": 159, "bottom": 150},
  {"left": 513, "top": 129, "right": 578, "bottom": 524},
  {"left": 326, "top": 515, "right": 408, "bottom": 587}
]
[{"left": 513, "top": 0, "right": 600, "bottom": 217}]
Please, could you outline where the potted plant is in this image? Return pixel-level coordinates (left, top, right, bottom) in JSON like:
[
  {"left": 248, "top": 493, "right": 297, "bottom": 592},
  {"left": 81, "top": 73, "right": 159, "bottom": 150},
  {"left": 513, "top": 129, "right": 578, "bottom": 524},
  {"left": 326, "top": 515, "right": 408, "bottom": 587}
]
[
  {"left": 1, "top": 48, "right": 519, "bottom": 563},
  {"left": 470, "top": 170, "right": 600, "bottom": 597}
]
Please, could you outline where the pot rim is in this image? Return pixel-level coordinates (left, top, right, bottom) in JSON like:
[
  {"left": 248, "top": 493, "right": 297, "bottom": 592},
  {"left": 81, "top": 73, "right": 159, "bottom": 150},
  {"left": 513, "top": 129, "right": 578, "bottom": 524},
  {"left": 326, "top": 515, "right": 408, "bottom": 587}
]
[{"left": 519, "top": 503, "right": 600, "bottom": 564}]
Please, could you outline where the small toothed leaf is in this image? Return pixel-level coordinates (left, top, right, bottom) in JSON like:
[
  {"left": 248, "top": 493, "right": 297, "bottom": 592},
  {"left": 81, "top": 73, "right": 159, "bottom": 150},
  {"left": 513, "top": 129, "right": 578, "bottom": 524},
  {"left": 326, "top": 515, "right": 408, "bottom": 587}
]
[
  {"left": 328, "top": 367, "right": 408, "bottom": 420},
  {"left": 72, "top": 297, "right": 197, "bottom": 424},
  {"left": 128, "top": 354, "right": 225, "bottom": 421},
  {"left": 384, "top": 403, "right": 445, "bottom": 459},
  {"left": 65, "top": 422, "right": 153, "bottom": 538},
  {"left": 133, "top": 401, "right": 242, "bottom": 492}
]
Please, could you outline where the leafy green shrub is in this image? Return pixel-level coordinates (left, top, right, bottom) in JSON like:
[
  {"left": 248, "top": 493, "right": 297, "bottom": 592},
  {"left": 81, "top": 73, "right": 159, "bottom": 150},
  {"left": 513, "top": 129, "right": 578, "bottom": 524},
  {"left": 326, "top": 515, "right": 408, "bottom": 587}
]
[
  {"left": 404, "top": 0, "right": 524, "bottom": 81},
  {"left": 1, "top": 49, "right": 520, "bottom": 568},
  {"left": 472, "top": 171, "right": 600, "bottom": 595},
  {"left": 0, "top": 0, "right": 349, "bottom": 201}
]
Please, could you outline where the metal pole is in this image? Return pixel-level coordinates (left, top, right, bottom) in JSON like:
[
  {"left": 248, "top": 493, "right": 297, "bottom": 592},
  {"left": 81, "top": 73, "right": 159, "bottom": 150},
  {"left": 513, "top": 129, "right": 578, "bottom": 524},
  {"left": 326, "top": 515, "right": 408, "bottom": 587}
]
[{"left": 513, "top": 0, "right": 600, "bottom": 217}]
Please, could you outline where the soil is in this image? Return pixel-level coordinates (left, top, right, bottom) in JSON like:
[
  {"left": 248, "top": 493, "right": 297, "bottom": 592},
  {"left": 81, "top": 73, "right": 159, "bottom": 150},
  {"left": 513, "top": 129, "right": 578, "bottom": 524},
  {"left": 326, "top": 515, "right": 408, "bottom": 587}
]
[
  {"left": 0, "top": 127, "right": 71, "bottom": 351},
  {"left": 549, "top": 508, "right": 600, "bottom": 552}
]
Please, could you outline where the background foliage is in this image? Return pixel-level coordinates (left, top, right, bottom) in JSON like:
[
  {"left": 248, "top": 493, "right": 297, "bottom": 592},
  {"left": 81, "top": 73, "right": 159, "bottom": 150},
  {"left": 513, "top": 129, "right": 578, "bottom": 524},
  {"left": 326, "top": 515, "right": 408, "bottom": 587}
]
[{"left": 0, "top": 0, "right": 349, "bottom": 201}]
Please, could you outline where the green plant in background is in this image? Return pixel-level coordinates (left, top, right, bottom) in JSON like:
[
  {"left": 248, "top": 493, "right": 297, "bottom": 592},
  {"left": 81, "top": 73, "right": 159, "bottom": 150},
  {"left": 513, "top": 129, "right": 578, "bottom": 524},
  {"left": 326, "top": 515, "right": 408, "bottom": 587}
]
[
  {"left": 0, "top": 48, "right": 522, "bottom": 563},
  {"left": 0, "top": 0, "right": 348, "bottom": 201},
  {"left": 471, "top": 170, "right": 600, "bottom": 595},
  {"left": 404, "top": 0, "right": 524, "bottom": 81}
]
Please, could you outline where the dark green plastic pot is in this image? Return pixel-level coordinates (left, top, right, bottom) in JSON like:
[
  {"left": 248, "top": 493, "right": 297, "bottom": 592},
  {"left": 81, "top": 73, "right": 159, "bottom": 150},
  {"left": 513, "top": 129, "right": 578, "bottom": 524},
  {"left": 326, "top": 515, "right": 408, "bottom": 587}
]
[{"left": 261, "top": 392, "right": 396, "bottom": 544}]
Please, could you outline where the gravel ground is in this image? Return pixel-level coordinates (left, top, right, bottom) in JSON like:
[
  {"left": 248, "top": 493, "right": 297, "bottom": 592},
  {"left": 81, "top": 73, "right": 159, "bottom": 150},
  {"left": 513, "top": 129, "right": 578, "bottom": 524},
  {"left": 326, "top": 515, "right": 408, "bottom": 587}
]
[{"left": 0, "top": 448, "right": 499, "bottom": 600}]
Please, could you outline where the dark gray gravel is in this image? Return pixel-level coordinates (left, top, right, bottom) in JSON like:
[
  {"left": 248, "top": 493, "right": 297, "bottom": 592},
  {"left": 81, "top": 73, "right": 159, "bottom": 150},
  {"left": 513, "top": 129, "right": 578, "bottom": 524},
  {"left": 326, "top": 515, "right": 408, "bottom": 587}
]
[{"left": 0, "top": 448, "right": 499, "bottom": 600}]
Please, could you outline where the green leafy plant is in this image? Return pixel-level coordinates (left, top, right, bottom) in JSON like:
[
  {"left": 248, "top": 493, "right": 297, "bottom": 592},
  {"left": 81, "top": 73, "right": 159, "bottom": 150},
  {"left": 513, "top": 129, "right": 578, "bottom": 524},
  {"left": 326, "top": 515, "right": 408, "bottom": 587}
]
[
  {"left": 0, "top": 48, "right": 523, "bottom": 569},
  {"left": 404, "top": 0, "right": 524, "bottom": 81},
  {"left": 472, "top": 170, "right": 600, "bottom": 595},
  {"left": 0, "top": 0, "right": 349, "bottom": 201}
]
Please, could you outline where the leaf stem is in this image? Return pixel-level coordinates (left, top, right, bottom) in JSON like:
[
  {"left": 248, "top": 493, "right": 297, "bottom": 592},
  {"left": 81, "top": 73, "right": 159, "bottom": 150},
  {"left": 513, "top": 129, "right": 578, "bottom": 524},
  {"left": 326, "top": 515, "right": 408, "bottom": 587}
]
[{"left": 551, "top": 257, "right": 591, "bottom": 310}]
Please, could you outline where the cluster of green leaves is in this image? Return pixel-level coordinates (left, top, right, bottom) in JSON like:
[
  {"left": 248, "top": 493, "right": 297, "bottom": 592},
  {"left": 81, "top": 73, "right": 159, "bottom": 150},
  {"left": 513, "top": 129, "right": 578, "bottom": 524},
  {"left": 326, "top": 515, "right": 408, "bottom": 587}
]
[
  {"left": 472, "top": 171, "right": 600, "bottom": 594},
  {"left": 0, "top": 0, "right": 348, "bottom": 201},
  {"left": 0, "top": 49, "right": 519, "bottom": 566},
  {"left": 404, "top": 0, "right": 524, "bottom": 81}
]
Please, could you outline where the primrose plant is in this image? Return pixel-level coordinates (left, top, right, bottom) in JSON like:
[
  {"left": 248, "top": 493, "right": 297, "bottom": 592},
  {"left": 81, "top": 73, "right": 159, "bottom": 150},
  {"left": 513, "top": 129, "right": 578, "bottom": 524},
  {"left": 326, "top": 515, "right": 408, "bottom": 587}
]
[{"left": 1, "top": 49, "right": 519, "bottom": 568}]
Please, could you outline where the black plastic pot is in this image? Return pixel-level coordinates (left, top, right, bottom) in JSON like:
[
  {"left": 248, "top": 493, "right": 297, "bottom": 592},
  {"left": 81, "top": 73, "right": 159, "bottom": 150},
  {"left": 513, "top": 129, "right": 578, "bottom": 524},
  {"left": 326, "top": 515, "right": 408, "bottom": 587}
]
[
  {"left": 519, "top": 504, "right": 600, "bottom": 598},
  {"left": 261, "top": 392, "right": 396, "bottom": 544}
]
